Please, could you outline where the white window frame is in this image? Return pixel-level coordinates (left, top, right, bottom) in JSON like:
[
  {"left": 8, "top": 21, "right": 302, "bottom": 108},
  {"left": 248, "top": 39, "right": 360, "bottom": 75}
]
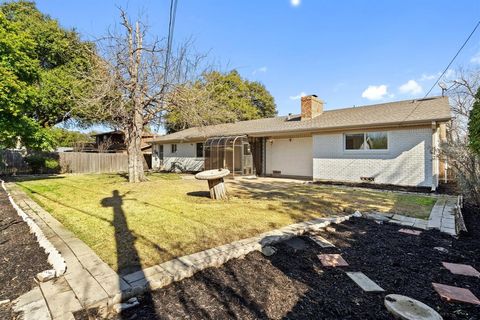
[
  {"left": 344, "top": 131, "right": 389, "bottom": 152},
  {"left": 171, "top": 144, "right": 177, "bottom": 154}
]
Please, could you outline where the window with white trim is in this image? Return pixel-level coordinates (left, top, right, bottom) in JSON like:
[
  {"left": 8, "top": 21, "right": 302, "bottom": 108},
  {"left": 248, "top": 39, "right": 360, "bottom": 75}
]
[
  {"left": 171, "top": 144, "right": 177, "bottom": 153},
  {"left": 345, "top": 132, "right": 388, "bottom": 150}
]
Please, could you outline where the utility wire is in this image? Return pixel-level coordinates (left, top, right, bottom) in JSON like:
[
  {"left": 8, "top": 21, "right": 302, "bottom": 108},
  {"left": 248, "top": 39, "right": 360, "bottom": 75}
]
[
  {"left": 401, "top": 19, "right": 480, "bottom": 123},
  {"left": 424, "top": 20, "right": 480, "bottom": 98},
  {"left": 165, "top": 0, "right": 179, "bottom": 78}
]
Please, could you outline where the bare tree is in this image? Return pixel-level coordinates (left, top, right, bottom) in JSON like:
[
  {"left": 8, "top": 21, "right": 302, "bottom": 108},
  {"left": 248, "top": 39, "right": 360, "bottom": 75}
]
[
  {"left": 83, "top": 9, "right": 203, "bottom": 182},
  {"left": 97, "top": 137, "right": 114, "bottom": 153},
  {"left": 440, "top": 67, "right": 480, "bottom": 205},
  {"left": 445, "top": 68, "right": 480, "bottom": 140}
]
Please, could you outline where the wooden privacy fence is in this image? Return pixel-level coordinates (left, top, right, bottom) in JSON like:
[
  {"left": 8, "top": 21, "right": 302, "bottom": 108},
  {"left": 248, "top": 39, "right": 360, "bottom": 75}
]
[
  {"left": 0, "top": 150, "right": 29, "bottom": 174},
  {"left": 58, "top": 152, "right": 128, "bottom": 173}
]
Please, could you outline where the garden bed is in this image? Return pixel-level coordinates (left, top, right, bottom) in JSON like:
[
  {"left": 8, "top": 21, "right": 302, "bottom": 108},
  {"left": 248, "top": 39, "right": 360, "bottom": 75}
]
[
  {"left": 78, "top": 204, "right": 479, "bottom": 319},
  {"left": 0, "top": 185, "right": 50, "bottom": 319}
]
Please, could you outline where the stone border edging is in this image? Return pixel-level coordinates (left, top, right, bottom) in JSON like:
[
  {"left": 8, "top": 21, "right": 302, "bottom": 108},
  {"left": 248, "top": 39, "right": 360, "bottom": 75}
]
[
  {"left": 120, "top": 214, "right": 354, "bottom": 297},
  {"left": 363, "top": 212, "right": 429, "bottom": 230},
  {"left": 0, "top": 180, "right": 66, "bottom": 278}
]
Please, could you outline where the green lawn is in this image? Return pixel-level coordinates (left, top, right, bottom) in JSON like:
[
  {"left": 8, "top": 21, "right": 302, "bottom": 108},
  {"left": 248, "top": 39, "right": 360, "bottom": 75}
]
[{"left": 15, "top": 173, "right": 437, "bottom": 273}]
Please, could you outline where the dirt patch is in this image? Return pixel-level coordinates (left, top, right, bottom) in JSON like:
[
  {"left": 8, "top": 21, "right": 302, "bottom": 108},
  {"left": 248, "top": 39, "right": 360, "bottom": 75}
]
[
  {"left": 78, "top": 206, "right": 480, "bottom": 320},
  {"left": 0, "top": 185, "right": 50, "bottom": 319}
]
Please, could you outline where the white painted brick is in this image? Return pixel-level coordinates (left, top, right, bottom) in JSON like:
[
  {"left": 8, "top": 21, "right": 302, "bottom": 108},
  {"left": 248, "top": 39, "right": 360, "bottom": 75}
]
[{"left": 312, "top": 128, "right": 433, "bottom": 187}]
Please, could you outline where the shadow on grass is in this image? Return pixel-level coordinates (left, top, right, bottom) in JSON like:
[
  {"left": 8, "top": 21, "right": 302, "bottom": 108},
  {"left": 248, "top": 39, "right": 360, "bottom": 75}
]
[
  {"left": 186, "top": 191, "right": 211, "bottom": 198},
  {"left": 5, "top": 174, "right": 65, "bottom": 183},
  {"left": 101, "top": 190, "right": 159, "bottom": 319}
]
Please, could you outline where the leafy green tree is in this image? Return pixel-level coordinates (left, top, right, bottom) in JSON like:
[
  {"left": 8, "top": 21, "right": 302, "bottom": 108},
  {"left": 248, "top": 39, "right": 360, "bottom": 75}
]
[
  {"left": 49, "top": 128, "right": 93, "bottom": 148},
  {"left": 165, "top": 70, "right": 277, "bottom": 133},
  {"left": 0, "top": 1, "right": 96, "bottom": 150},
  {"left": 468, "top": 87, "right": 480, "bottom": 155}
]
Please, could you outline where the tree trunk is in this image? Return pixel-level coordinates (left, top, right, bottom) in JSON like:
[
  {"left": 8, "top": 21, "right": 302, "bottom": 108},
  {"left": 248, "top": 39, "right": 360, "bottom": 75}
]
[
  {"left": 207, "top": 178, "right": 228, "bottom": 200},
  {"left": 126, "top": 126, "right": 145, "bottom": 183}
]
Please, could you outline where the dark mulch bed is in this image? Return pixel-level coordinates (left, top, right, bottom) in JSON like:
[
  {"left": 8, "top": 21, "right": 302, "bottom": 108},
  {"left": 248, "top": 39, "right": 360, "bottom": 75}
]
[
  {"left": 0, "top": 185, "right": 50, "bottom": 319},
  {"left": 80, "top": 205, "right": 480, "bottom": 320}
]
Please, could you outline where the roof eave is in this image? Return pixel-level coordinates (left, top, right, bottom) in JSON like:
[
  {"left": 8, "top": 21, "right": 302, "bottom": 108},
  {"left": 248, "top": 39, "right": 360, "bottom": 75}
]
[{"left": 149, "top": 117, "right": 451, "bottom": 144}]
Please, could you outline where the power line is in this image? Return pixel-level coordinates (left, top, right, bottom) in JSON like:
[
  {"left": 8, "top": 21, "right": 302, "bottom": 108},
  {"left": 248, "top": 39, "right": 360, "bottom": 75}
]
[
  {"left": 401, "top": 19, "right": 480, "bottom": 123},
  {"left": 165, "top": 0, "right": 179, "bottom": 76},
  {"left": 424, "top": 20, "right": 480, "bottom": 98}
]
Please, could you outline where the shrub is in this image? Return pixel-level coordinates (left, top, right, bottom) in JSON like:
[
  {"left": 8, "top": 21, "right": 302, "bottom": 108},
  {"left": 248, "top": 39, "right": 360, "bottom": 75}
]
[
  {"left": 25, "top": 154, "right": 59, "bottom": 174},
  {"left": 44, "top": 158, "right": 59, "bottom": 171},
  {"left": 468, "top": 88, "right": 480, "bottom": 155}
]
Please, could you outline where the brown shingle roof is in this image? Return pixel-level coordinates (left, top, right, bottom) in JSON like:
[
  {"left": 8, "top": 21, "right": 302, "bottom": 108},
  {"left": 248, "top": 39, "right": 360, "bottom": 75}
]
[{"left": 150, "top": 96, "right": 451, "bottom": 143}]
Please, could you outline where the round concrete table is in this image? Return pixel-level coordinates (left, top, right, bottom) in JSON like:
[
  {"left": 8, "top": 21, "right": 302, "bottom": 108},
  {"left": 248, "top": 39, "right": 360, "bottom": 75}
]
[{"left": 195, "top": 169, "right": 230, "bottom": 200}]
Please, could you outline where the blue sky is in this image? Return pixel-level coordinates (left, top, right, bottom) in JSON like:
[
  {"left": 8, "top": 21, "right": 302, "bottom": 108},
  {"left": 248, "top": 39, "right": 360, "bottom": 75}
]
[{"left": 34, "top": 0, "right": 480, "bottom": 129}]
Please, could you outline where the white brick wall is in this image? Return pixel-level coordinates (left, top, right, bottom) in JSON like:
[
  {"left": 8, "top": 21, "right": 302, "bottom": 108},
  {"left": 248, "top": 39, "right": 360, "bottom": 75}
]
[
  {"left": 152, "top": 143, "right": 204, "bottom": 172},
  {"left": 266, "top": 137, "right": 313, "bottom": 177},
  {"left": 312, "top": 127, "right": 433, "bottom": 187}
]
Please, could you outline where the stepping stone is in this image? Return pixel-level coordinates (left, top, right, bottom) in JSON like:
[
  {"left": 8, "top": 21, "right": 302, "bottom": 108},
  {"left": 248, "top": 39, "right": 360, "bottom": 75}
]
[
  {"left": 346, "top": 272, "right": 384, "bottom": 292},
  {"left": 318, "top": 254, "right": 349, "bottom": 267},
  {"left": 284, "top": 238, "right": 307, "bottom": 250},
  {"left": 442, "top": 262, "right": 480, "bottom": 277},
  {"left": 398, "top": 229, "right": 422, "bottom": 236},
  {"left": 385, "top": 294, "right": 442, "bottom": 320},
  {"left": 432, "top": 283, "right": 480, "bottom": 305},
  {"left": 309, "top": 234, "right": 335, "bottom": 248}
]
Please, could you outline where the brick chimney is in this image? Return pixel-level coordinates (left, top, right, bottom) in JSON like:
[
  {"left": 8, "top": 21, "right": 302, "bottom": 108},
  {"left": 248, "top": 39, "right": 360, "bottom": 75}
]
[{"left": 301, "top": 95, "right": 324, "bottom": 120}]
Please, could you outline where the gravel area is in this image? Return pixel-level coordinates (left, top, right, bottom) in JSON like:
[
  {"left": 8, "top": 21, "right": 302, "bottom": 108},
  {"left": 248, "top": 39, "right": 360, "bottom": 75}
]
[
  {"left": 0, "top": 185, "right": 50, "bottom": 319},
  {"left": 77, "top": 205, "right": 480, "bottom": 320}
]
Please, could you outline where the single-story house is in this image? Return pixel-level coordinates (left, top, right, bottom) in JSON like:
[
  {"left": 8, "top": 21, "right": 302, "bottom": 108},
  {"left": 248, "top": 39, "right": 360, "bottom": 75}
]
[{"left": 149, "top": 95, "right": 451, "bottom": 190}]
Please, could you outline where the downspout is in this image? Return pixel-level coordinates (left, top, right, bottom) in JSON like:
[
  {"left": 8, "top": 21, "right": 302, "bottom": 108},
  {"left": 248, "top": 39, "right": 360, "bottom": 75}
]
[
  {"left": 431, "top": 121, "right": 438, "bottom": 191},
  {"left": 262, "top": 137, "right": 267, "bottom": 177}
]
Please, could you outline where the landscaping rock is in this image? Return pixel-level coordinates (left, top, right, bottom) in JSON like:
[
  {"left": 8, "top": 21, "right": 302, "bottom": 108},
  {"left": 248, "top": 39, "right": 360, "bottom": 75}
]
[
  {"left": 0, "top": 299, "right": 10, "bottom": 306},
  {"left": 366, "top": 212, "right": 391, "bottom": 222},
  {"left": 261, "top": 246, "right": 277, "bottom": 257},
  {"left": 113, "top": 297, "right": 139, "bottom": 313},
  {"left": 36, "top": 269, "right": 56, "bottom": 282},
  {"left": 384, "top": 294, "right": 442, "bottom": 320},
  {"left": 353, "top": 210, "right": 362, "bottom": 218},
  {"left": 433, "top": 247, "right": 449, "bottom": 254},
  {"left": 325, "top": 226, "right": 336, "bottom": 233},
  {"left": 398, "top": 229, "right": 422, "bottom": 236}
]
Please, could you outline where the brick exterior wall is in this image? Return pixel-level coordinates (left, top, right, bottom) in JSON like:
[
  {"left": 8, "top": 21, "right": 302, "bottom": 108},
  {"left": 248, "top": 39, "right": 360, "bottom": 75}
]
[{"left": 312, "top": 127, "right": 434, "bottom": 187}]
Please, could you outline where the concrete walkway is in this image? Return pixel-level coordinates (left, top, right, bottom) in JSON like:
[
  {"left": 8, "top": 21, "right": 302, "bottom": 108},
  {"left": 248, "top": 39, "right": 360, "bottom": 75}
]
[
  {"left": 7, "top": 183, "right": 128, "bottom": 319},
  {"left": 6, "top": 182, "right": 351, "bottom": 319},
  {"left": 364, "top": 196, "right": 459, "bottom": 236},
  {"left": 427, "top": 197, "right": 457, "bottom": 236}
]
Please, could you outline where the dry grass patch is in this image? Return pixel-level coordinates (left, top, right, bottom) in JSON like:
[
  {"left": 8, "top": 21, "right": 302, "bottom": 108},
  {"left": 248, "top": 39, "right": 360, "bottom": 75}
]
[{"left": 15, "top": 173, "right": 437, "bottom": 273}]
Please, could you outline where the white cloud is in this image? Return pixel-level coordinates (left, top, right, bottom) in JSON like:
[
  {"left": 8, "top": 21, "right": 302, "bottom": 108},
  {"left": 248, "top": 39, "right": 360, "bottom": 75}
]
[
  {"left": 419, "top": 73, "right": 437, "bottom": 81},
  {"left": 361, "top": 85, "right": 388, "bottom": 100},
  {"left": 289, "top": 91, "right": 306, "bottom": 100},
  {"left": 471, "top": 52, "right": 480, "bottom": 64},
  {"left": 399, "top": 80, "right": 423, "bottom": 95},
  {"left": 252, "top": 66, "right": 267, "bottom": 75},
  {"left": 444, "top": 69, "right": 456, "bottom": 81},
  {"left": 290, "top": 0, "right": 301, "bottom": 7}
]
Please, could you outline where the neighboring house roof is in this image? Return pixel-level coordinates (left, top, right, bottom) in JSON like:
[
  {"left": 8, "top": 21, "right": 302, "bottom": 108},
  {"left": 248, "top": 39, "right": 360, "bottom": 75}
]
[
  {"left": 92, "top": 131, "right": 156, "bottom": 138},
  {"left": 150, "top": 96, "right": 451, "bottom": 143}
]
